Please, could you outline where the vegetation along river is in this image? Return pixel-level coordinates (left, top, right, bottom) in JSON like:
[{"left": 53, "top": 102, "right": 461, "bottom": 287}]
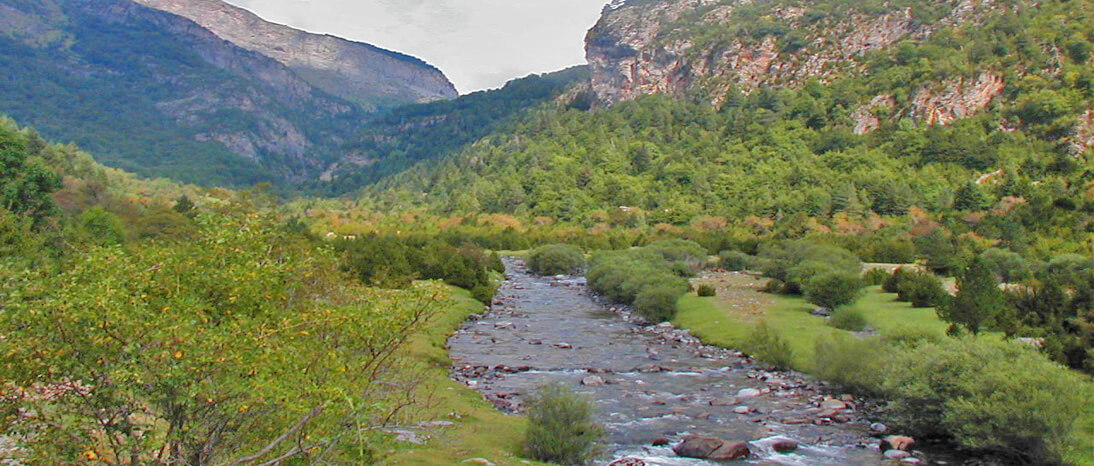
[{"left": 449, "top": 259, "right": 900, "bottom": 465}]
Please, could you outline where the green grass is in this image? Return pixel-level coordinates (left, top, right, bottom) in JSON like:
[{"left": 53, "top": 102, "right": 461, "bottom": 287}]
[
  {"left": 384, "top": 286, "right": 544, "bottom": 465},
  {"left": 677, "top": 286, "right": 950, "bottom": 371}
]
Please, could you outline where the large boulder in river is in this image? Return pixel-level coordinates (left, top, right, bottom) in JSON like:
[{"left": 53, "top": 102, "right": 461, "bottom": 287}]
[{"left": 673, "top": 435, "right": 750, "bottom": 460}]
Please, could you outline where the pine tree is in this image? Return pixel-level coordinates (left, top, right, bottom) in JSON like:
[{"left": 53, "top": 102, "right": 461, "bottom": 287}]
[{"left": 938, "top": 257, "right": 1004, "bottom": 335}]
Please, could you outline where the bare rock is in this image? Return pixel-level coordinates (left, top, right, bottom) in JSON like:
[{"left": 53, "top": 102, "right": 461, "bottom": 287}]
[
  {"left": 880, "top": 435, "right": 916, "bottom": 452},
  {"left": 673, "top": 436, "right": 751, "bottom": 461}
]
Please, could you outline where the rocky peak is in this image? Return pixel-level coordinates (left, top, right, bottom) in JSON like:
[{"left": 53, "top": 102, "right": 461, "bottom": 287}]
[{"left": 132, "top": 0, "right": 457, "bottom": 110}]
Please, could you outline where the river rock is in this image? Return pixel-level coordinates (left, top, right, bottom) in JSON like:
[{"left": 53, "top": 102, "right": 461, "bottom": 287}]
[
  {"left": 880, "top": 435, "right": 916, "bottom": 452},
  {"left": 553, "top": 342, "right": 573, "bottom": 349},
  {"left": 581, "top": 376, "right": 605, "bottom": 387},
  {"left": 820, "top": 399, "right": 847, "bottom": 410},
  {"left": 733, "top": 406, "right": 751, "bottom": 414},
  {"left": 883, "top": 449, "right": 912, "bottom": 460},
  {"left": 609, "top": 459, "right": 646, "bottom": 466},
  {"left": 651, "top": 438, "right": 671, "bottom": 446},
  {"left": 737, "top": 388, "right": 761, "bottom": 398},
  {"left": 673, "top": 435, "right": 750, "bottom": 461},
  {"left": 870, "top": 422, "right": 889, "bottom": 434}
]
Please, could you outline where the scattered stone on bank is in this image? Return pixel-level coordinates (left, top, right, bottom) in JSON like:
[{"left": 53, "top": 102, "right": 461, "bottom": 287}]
[
  {"left": 812, "top": 307, "right": 832, "bottom": 317},
  {"left": 581, "top": 375, "right": 605, "bottom": 386},
  {"left": 737, "top": 388, "right": 761, "bottom": 398},
  {"left": 880, "top": 435, "right": 916, "bottom": 452},
  {"left": 884, "top": 449, "right": 912, "bottom": 460},
  {"left": 870, "top": 422, "right": 889, "bottom": 434},
  {"left": 673, "top": 435, "right": 751, "bottom": 461},
  {"left": 461, "top": 458, "right": 495, "bottom": 466}
]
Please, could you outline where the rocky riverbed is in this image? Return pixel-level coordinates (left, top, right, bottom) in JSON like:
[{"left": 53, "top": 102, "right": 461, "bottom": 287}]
[{"left": 448, "top": 259, "right": 930, "bottom": 465}]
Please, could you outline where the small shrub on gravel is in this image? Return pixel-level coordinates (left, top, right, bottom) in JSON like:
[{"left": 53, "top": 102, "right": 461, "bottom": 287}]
[
  {"left": 527, "top": 244, "right": 585, "bottom": 276},
  {"left": 524, "top": 384, "right": 603, "bottom": 465},
  {"left": 697, "top": 284, "right": 717, "bottom": 297}
]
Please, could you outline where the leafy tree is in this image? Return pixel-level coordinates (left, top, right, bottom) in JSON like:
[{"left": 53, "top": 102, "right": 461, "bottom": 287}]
[
  {"left": 0, "top": 122, "right": 61, "bottom": 225},
  {"left": 938, "top": 257, "right": 1004, "bottom": 335}
]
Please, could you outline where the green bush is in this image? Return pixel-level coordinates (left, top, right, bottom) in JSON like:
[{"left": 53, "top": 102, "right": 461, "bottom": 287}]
[
  {"left": 634, "top": 284, "right": 682, "bottom": 323},
  {"left": 760, "top": 278, "right": 787, "bottom": 294},
  {"left": 745, "top": 322, "right": 795, "bottom": 371},
  {"left": 697, "top": 284, "right": 717, "bottom": 297},
  {"left": 813, "top": 333, "right": 887, "bottom": 394},
  {"left": 523, "top": 384, "right": 603, "bottom": 465},
  {"left": 883, "top": 338, "right": 1092, "bottom": 464},
  {"left": 863, "top": 267, "right": 891, "bottom": 286},
  {"left": 895, "top": 270, "right": 948, "bottom": 308},
  {"left": 718, "top": 250, "right": 753, "bottom": 271},
  {"left": 804, "top": 271, "right": 864, "bottom": 309},
  {"left": 527, "top": 244, "right": 586, "bottom": 276},
  {"left": 471, "top": 284, "right": 497, "bottom": 304},
  {"left": 828, "top": 308, "right": 868, "bottom": 332}
]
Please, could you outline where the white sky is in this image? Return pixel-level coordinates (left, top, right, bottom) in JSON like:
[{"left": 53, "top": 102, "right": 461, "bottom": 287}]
[{"left": 223, "top": 0, "right": 609, "bottom": 93}]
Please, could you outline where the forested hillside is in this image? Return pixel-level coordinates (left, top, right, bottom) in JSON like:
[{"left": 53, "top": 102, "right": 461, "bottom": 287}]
[
  {"left": 0, "top": 0, "right": 453, "bottom": 187},
  {"left": 309, "top": 66, "right": 590, "bottom": 195}
]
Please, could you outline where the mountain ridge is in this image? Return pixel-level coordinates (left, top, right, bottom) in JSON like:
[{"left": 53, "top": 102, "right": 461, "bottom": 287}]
[{"left": 132, "top": 0, "right": 457, "bottom": 110}]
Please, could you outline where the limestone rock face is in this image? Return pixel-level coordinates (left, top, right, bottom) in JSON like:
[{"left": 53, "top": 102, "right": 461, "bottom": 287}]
[
  {"left": 585, "top": 0, "right": 1008, "bottom": 126},
  {"left": 133, "top": 0, "right": 457, "bottom": 110}
]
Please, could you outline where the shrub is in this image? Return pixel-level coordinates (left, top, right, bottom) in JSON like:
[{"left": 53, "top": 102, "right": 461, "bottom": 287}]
[
  {"left": 883, "top": 338, "right": 1091, "bottom": 464},
  {"left": 634, "top": 284, "right": 682, "bottom": 323},
  {"left": 745, "top": 322, "right": 795, "bottom": 370},
  {"left": 880, "top": 324, "right": 944, "bottom": 346},
  {"left": 760, "top": 278, "right": 787, "bottom": 294},
  {"left": 882, "top": 267, "right": 909, "bottom": 293},
  {"left": 527, "top": 244, "right": 586, "bottom": 276},
  {"left": 804, "top": 271, "right": 864, "bottom": 309},
  {"left": 524, "top": 384, "right": 603, "bottom": 465},
  {"left": 828, "top": 308, "right": 868, "bottom": 332},
  {"left": 471, "top": 283, "right": 496, "bottom": 304},
  {"left": 718, "top": 250, "right": 753, "bottom": 271},
  {"left": 697, "top": 284, "right": 717, "bottom": 297},
  {"left": 895, "top": 271, "right": 948, "bottom": 308},
  {"left": 863, "top": 267, "right": 890, "bottom": 286},
  {"left": 813, "top": 333, "right": 887, "bottom": 394}
]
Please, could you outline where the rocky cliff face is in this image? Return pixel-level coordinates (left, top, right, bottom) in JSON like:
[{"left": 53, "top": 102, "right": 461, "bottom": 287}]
[
  {"left": 585, "top": 0, "right": 1009, "bottom": 127},
  {"left": 132, "top": 0, "right": 457, "bottom": 110}
]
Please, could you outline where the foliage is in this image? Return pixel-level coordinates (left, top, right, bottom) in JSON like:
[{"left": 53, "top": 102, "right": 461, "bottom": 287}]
[
  {"left": 938, "top": 257, "right": 1004, "bottom": 335},
  {"left": 718, "top": 249, "right": 753, "bottom": 271},
  {"left": 634, "top": 284, "right": 683, "bottom": 323},
  {"left": 804, "top": 270, "right": 864, "bottom": 309},
  {"left": 0, "top": 214, "right": 446, "bottom": 464},
  {"left": 759, "top": 241, "right": 862, "bottom": 294},
  {"left": 337, "top": 234, "right": 499, "bottom": 302},
  {"left": 862, "top": 267, "right": 890, "bottom": 286},
  {"left": 527, "top": 244, "right": 586, "bottom": 276},
  {"left": 1004, "top": 270, "right": 1094, "bottom": 372},
  {"left": 0, "top": 118, "right": 61, "bottom": 224},
  {"left": 744, "top": 321, "right": 795, "bottom": 371},
  {"left": 813, "top": 333, "right": 887, "bottom": 393},
  {"left": 828, "top": 308, "right": 868, "bottom": 331},
  {"left": 892, "top": 269, "right": 948, "bottom": 308},
  {"left": 883, "top": 338, "right": 1092, "bottom": 464},
  {"left": 586, "top": 241, "right": 699, "bottom": 311},
  {"left": 523, "top": 384, "right": 604, "bottom": 465},
  {"left": 697, "top": 284, "right": 717, "bottom": 297}
]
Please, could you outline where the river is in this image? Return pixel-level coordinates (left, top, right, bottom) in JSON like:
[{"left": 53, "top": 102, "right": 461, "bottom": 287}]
[{"left": 448, "top": 259, "right": 902, "bottom": 465}]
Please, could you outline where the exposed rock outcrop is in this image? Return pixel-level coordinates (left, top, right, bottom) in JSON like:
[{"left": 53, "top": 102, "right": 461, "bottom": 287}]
[
  {"left": 132, "top": 0, "right": 457, "bottom": 109},
  {"left": 585, "top": 0, "right": 1007, "bottom": 129}
]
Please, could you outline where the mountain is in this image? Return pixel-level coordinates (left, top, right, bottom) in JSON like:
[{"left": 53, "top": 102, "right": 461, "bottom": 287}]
[
  {"left": 132, "top": 0, "right": 457, "bottom": 110},
  {"left": 367, "top": 0, "right": 1093, "bottom": 231},
  {"left": 310, "top": 66, "right": 590, "bottom": 195},
  {"left": 0, "top": 0, "right": 453, "bottom": 187}
]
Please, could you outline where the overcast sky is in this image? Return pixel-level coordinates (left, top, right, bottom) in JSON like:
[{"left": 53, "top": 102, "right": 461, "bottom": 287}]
[{"left": 223, "top": 0, "right": 608, "bottom": 93}]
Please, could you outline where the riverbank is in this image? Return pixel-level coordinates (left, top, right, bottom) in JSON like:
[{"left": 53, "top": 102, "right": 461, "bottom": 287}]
[
  {"left": 384, "top": 286, "right": 541, "bottom": 466},
  {"left": 674, "top": 271, "right": 1094, "bottom": 465}
]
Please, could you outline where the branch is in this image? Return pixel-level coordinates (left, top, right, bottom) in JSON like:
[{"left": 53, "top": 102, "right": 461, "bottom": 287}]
[{"left": 226, "top": 406, "right": 323, "bottom": 466}]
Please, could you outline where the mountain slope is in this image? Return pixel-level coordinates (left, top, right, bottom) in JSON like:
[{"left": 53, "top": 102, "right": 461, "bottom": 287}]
[
  {"left": 310, "top": 66, "right": 590, "bottom": 195},
  {"left": 0, "top": 0, "right": 458, "bottom": 187},
  {"left": 132, "top": 0, "right": 457, "bottom": 110},
  {"left": 367, "top": 0, "right": 1093, "bottom": 244}
]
